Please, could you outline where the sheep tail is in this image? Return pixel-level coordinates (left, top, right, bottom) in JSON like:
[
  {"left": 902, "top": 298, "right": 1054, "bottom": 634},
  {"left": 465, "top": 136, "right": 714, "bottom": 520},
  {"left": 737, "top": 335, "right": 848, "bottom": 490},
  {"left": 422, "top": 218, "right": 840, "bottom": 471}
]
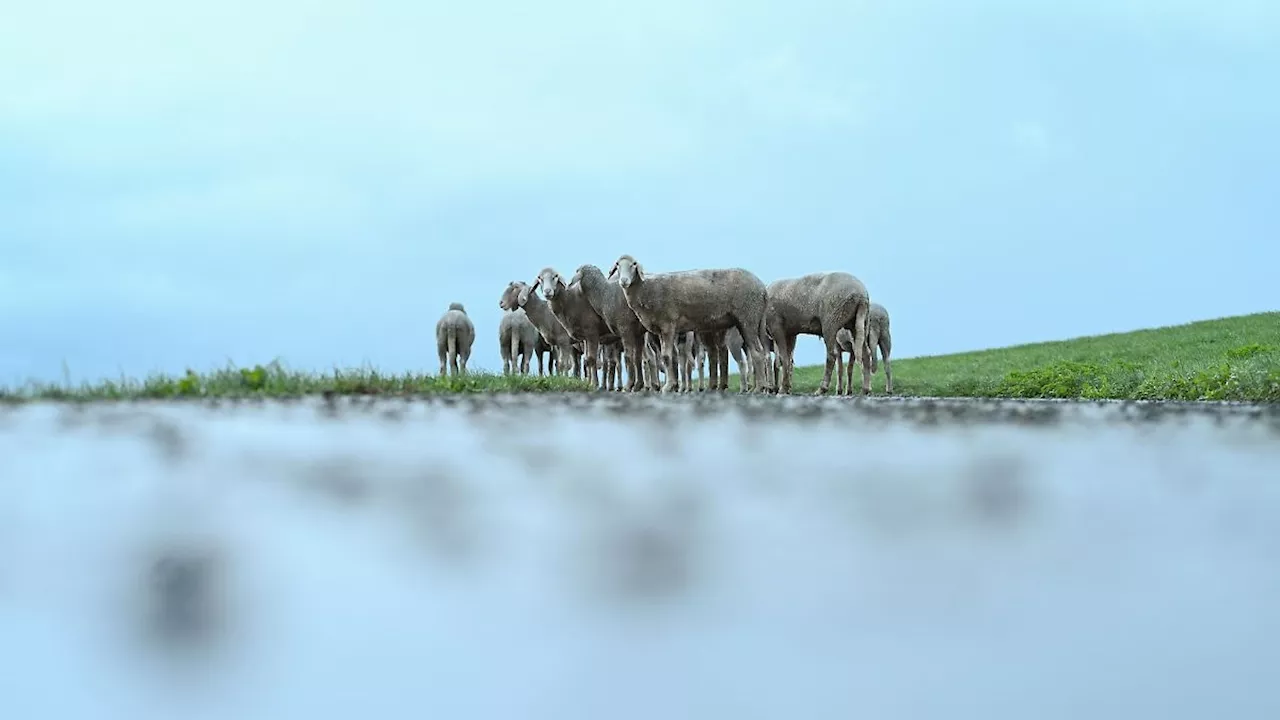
[{"left": 851, "top": 298, "right": 870, "bottom": 370}]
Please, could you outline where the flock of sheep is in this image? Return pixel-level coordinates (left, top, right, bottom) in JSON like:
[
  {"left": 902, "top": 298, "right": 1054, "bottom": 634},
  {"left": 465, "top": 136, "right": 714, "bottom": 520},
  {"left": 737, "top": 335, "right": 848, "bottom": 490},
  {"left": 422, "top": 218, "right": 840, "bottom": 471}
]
[{"left": 434, "top": 254, "right": 893, "bottom": 396}]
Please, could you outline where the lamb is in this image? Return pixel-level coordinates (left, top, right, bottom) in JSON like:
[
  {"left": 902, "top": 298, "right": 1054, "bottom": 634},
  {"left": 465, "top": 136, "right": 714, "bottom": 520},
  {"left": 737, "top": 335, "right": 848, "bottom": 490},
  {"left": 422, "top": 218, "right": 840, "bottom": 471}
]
[
  {"left": 837, "top": 302, "right": 892, "bottom": 395},
  {"left": 765, "top": 271, "right": 871, "bottom": 395},
  {"left": 570, "top": 264, "right": 650, "bottom": 392},
  {"left": 532, "top": 267, "right": 618, "bottom": 389},
  {"left": 608, "top": 255, "right": 773, "bottom": 394},
  {"left": 435, "top": 302, "right": 475, "bottom": 377},
  {"left": 499, "top": 281, "right": 578, "bottom": 377},
  {"left": 498, "top": 308, "right": 544, "bottom": 375}
]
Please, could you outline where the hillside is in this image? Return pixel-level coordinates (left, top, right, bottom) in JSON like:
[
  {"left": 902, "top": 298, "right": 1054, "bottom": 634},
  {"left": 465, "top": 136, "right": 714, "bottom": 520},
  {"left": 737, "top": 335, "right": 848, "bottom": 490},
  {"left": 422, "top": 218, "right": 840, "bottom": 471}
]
[{"left": 780, "top": 311, "right": 1280, "bottom": 401}]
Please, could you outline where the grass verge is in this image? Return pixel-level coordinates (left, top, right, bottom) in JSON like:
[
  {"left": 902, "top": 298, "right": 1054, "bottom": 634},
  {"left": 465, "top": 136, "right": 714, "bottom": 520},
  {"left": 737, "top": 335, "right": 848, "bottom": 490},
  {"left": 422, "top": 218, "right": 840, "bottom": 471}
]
[
  {"left": 0, "top": 362, "right": 595, "bottom": 402},
  {"left": 783, "top": 311, "right": 1280, "bottom": 401}
]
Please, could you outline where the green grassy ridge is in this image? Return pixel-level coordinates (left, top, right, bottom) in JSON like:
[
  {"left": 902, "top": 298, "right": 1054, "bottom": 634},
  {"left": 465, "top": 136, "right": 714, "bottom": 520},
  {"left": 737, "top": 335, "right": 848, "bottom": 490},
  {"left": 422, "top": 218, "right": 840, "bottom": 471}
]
[
  {"left": 2, "top": 312, "right": 1276, "bottom": 403},
  {"left": 779, "top": 311, "right": 1280, "bottom": 402}
]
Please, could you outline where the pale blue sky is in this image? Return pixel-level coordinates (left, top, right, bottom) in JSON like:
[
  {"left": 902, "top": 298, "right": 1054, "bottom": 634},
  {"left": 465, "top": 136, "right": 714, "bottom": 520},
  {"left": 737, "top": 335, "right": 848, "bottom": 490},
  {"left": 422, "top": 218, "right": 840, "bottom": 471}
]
[{"left": 2, "top": 0, "right": 1276, "bottom": 384}]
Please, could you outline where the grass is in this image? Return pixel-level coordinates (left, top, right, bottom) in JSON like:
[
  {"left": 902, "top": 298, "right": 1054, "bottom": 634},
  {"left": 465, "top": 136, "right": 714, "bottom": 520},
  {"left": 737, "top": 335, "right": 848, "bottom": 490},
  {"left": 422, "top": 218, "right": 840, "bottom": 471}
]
[
  {"left": 0, "top": 361, "right": 595, "bottom": 403},
  {"left": 1, "top": 312, "right": 1276, "bottom": 403},
  {"left": 781, "top": 311, "right": 1280, "bottom": 402}
]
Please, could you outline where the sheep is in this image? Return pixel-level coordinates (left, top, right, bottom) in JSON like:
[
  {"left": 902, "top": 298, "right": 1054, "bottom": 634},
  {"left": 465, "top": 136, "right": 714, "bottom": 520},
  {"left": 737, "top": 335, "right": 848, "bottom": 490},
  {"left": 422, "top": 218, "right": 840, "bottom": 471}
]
[
  {"left": 499, "top": 281, "right": 578, "bottom": 377},
  {"left": 608, "top": 255, "right": 773, "bottom": 394},
  {"left": 435, "top": 302, "right": 475, "bottom": 377},
  {"left": 498, "top": 308, "right": 543, "bottom": 375},
  {"left": 836, "top": 302, "right": 892, "bottom": 395},
  {"left": 764, "top": 272, "right": 871, "bottom": 396},
  {"left": 532, "top": 267, "right": 618, "bottom": 390},
  {"left": 570, "top": 264, "right": 651, "bottom": 392}
]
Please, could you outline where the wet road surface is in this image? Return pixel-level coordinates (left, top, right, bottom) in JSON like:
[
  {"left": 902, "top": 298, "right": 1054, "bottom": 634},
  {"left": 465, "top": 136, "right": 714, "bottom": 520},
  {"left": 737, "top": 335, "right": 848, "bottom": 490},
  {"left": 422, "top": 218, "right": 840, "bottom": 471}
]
[{"left": 1, "top": 394, "right": 1279, "bottom": 719}]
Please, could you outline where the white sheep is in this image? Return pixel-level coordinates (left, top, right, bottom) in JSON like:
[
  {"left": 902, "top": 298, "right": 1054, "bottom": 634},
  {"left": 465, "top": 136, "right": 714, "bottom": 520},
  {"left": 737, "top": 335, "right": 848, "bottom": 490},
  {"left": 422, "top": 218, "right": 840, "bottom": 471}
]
[
  {"left": 532, "top": 267, "right": 618, "bottom": 390},
  {"left": 499, "top": 281, "right": 579, "bottom": 377},
  {"left": 498, "top": 308, "right": 544, "bottom": 375},
  {"left": 836, "top": 302, "right": 892, "bottom": 395},
  {"left": 765, "top": 272, "right": 871, "bottom": 395},
  {"left": 570, "top": 264, "right": 651, "bottom": 392},
  {"left": 435, "top": 302, "right": 475, "bottom": 377},
  {"left": 608, "top": 255, "right": 773, "bottom": 394}
]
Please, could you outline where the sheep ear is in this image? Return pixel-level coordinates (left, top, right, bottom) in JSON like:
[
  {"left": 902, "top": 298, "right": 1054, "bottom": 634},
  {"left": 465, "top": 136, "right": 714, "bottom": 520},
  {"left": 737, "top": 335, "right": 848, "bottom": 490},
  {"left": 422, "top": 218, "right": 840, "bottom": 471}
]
[
  {"left": 606, "top": 262, "right": 619, "bottom": 279},
  {"left": 531, "top": 276, "right": 542, "bottom": 292},
  {"left": 635, "top": 263, "right": 645, "bottom": 281}
]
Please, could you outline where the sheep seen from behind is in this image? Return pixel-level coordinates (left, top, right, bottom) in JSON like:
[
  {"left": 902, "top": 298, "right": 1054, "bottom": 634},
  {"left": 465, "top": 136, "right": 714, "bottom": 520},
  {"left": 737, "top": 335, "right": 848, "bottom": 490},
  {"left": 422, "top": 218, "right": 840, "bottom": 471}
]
[
  {"left": 765, "top": 271, "right": 871, "bottom": 395},
  {"left": 435, "top": 302, "right": 475, "bottom": 377}
]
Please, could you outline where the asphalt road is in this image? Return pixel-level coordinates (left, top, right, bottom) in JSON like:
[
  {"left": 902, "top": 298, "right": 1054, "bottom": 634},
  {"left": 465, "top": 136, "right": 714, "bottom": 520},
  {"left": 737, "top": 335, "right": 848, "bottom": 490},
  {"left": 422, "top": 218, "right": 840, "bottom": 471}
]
[{"left": 2, "top": 395, "right": 1278, "bottom": 719}]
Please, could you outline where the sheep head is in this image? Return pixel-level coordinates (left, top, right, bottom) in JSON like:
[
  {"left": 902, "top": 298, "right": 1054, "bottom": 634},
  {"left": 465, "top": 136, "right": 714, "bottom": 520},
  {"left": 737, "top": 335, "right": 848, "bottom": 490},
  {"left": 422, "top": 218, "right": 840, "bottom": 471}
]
[
  {"left": 569, "top": 263, "right": 598, "bottom": 288},
  {"left": 448, "top": 302, "right": 466, "bottom": 314},
  {"left": 532, "top": 267, "right": 568, "bottom": 301},
  {"left": 500, "top": 281, "right": 528, "bottom": 311},
  {"left": 608, "top": 254, "right": 645, "bottom": 289}
]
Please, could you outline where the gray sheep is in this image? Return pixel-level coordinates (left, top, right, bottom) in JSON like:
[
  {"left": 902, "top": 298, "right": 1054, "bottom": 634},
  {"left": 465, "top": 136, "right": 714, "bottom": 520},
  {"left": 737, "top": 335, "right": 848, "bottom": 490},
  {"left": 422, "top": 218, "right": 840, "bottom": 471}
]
[
  {"left": 499, "top": 281, "right": 578, "bottom": 377},
  {"left": 435, "top": 302, "right": 475, "bottom": 377},
  {"left": 570, "top": 264, "right": 650, "bottom": 392},
  {"left": 498, "top": 308, "right": 545, "bottom": 375},
  {"left": 765, "top": 271, "right": 871, "bottom": 395},
  {"left": 608, "top": 254, "right": 773, "bottom": 394},
  {"left": 836, "top": 301, "right": 892, "bottom": 394},
  {"left": 532, "top": 267, "right": 618, "bottom": 389}
]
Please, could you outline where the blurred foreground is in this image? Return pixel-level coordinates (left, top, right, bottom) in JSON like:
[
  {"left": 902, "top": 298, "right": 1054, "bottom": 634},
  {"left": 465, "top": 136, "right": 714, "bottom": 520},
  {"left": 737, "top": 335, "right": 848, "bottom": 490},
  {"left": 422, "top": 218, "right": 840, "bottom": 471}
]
[{"left": 2, "top": 395, "right": 1279, "bottom": 719}]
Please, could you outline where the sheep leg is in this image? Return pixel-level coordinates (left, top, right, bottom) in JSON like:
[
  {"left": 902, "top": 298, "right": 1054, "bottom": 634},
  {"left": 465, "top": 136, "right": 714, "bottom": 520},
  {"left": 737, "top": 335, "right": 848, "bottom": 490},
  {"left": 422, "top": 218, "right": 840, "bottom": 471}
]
[
  {"left": 815, "top": 330, "right": 840, "bottom": 395},
  {"left": 844, "top": 349, "right": 854, "bottom": 396},
  {"left": 660, "top": 331, "right": 678, "bottom": 393},
  {"left": 738, "top": 322, "right": 770, "bottom": 394},
  {"left": 757, "top": 322, "right": 778, "bottom": 394},
  {"left": 880, "top": 334, "right": 893, "bottom": 394},
  {"left": 584, "top": 338, "right": 600, "bottom": 389},
  {"left": 777, "top": 333, "right": 797, "bottom": 394},
  {"left": 706, "top": 338, "right": 716, "bottom": 389},
  {"left": 620, "top": 335, "right": 638, "bottom": 392},
  {"left": 438, "top": 344, "right": 448, "bottom": 378},
  {"left": 632, "top": 332, "right": 648, "bottom": 392},
  {"left": 836, "top": 350, "right": 846, "bottom": 395},
  {"left": 730, "top": 345, "right": 747, "bottom": 394},
  {"left": 717, "top": 344, "right": 730, "bottom": 391}
]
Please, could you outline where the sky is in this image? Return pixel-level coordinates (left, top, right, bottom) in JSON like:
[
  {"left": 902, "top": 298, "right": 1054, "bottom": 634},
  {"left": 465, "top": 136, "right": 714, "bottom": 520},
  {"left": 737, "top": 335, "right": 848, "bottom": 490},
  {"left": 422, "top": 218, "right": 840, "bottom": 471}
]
[{"left": 2, "top": 0, "right": 1277, "bottom": 385}]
